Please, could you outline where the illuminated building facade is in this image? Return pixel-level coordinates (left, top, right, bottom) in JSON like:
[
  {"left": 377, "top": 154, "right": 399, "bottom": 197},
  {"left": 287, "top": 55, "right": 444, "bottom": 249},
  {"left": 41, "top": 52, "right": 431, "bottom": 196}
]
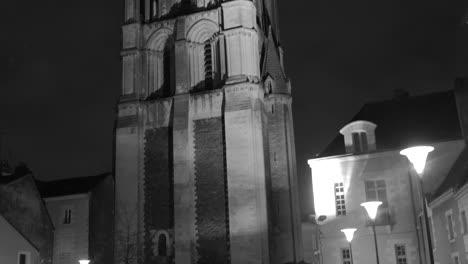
[
  {"left": 305, "top": 89, "right": 468, "bottom": 264},
  {"left": 114, "top": 0, "right": 303, "bottom": 263}
]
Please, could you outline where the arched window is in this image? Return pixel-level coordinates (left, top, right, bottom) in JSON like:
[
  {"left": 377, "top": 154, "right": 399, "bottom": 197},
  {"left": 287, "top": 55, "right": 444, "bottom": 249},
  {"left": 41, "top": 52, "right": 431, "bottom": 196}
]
[
  {"left": 158, "top": 234, "right": 167, "bottom": 256},
  {"left": 186, "top": 19, "right": 220, "bottom": 91},
  {"left": 151, "top": 0, "right": 158, "bottom": 18},
  {"left": 162, "top": 44, "right": 173, "bottom": 96},
  {"left": 146, "top": 29, "right": 174, "bottom": 98},
  {"left": 204, "top": 42, "right": 213, "bottom": 90}
]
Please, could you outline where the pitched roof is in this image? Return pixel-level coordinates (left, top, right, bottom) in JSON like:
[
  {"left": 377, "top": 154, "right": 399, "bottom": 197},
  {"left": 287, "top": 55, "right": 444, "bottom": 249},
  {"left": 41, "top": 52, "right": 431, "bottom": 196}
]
[
  {"left": 318, "top": 90, "right": 463, "bottom": 158},
  {"left": 36, "top": 173, "right": 111, "bottom": 198},
  {"left": 430, "top": 147, "right": 468, "bottom": 202}
]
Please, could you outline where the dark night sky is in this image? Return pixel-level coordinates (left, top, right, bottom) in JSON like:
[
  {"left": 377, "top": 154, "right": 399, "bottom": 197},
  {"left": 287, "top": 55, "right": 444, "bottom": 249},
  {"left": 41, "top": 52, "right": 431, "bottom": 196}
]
[{"left": 1, "top": 0, "right": 468, "bottom": 215}]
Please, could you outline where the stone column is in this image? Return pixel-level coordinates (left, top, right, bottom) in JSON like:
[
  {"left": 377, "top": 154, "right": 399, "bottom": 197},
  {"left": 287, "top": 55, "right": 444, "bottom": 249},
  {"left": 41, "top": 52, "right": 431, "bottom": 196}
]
[
  {"left": 224, "top": 83, "right": 270, "bottom": 264},
  {"left": 173, "top": 94, "right": 194, "bottom": 264}
]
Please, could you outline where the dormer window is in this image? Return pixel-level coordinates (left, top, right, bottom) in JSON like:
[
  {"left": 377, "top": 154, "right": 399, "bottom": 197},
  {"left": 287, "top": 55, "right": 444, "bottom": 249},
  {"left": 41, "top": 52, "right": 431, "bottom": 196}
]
[
  {"left": 352, "top": 132, "right": 368, "bottom": 153},
  {"left": 340, "top": 120, "right": 377, "bottom": 154}
]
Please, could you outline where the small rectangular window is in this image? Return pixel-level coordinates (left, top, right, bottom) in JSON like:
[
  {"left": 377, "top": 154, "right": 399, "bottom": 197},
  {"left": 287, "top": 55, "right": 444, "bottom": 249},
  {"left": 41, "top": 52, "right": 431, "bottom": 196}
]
[
  {"left": 18, "top": 252, "right": 29, "bottom": 264},
  {"left": 446, "top": 211, "right": 455, "bottom": 240},
  {"left": 352, "top": 132, "right": 368, "bottom": 153},
  {"left": 63, "top": 209, "right": 72, "bottom": 225},
  {"left": 364, "top": 180, "right": 388, "bottom": 205},
  {"left": 352, "top": 132, "right": 362, "bottom": 153},
  {"left": 360, "top": 132, "right": 368, "bottom": 152},
  {"left": 341, "top": 248, "right": 351, "bottom": 264},
  {"left": 461, "top": 211, "right": 467, "bottom": 235},
  {"left": 395, "top": 244, "right": 407, "bottom": 264},
  {"left": 335, "top": 182, "right": 346, "bottom": 216}
]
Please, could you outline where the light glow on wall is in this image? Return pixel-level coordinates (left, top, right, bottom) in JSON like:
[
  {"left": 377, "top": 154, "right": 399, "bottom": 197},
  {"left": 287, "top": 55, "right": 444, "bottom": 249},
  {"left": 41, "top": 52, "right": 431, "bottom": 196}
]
[
  {"left": 308, "top": 158, "right": 353, "bottom": 221},
  {"left": 400, "top": 146, "right": 434, "bottom": 175},
  {"left": 78, "top": 260, "right": 90, "bottom": 264}
]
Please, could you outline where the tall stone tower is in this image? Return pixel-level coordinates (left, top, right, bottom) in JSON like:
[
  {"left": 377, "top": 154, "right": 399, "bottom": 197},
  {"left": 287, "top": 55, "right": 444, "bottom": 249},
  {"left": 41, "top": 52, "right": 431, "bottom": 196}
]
[{"left": 114, "top": 0, "right": 303, "bottom": 263}]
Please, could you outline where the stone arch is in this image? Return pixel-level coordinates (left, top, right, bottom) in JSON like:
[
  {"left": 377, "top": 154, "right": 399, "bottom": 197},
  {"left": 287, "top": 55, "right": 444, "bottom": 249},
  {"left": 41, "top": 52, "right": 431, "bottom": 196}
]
[
  {"left": 186, "top": 19, "right": 221, "bottom": 90},
  {"left": 147, "top": 27, "right": 173, "bottom": 51},
  {"left": 186, "top": 19, "right": 219, "bottom": 44},
  {"left": 158, "top": 233, "right": 167, "bottom": 256},
  {"left": 146, "top": 27, "right": 175, "bottom": 97},
  {"left": 153, "top": 230, "right": 171, "bottom": 257}
]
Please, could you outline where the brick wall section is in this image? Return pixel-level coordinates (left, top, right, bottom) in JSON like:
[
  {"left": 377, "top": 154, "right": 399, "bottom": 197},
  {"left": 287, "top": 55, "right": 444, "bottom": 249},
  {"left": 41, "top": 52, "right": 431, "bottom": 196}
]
[
  {"left": 0, "top": 175, "right": 54, "bottom": 264},
  {"left": 193, "top": 117, "right": 230, "bottom": 264},
  {"left": 144, "top": 128, "right": 174, "bottom": 263},
  {"left": 89, "top": 175, "right": 115, "bottom": 264}
]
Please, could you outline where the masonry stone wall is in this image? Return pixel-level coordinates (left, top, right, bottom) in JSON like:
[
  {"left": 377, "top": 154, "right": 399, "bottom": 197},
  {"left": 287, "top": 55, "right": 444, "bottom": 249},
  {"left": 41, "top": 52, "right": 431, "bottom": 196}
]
[{"left": 193, "top": 117, "right": 229, "bottom": 264}]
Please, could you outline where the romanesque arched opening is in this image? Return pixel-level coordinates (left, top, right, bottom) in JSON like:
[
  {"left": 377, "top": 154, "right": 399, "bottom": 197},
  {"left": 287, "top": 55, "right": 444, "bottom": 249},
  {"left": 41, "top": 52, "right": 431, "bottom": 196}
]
[{"left": 158, "top": 233, "right": 167, "bottom": 256}]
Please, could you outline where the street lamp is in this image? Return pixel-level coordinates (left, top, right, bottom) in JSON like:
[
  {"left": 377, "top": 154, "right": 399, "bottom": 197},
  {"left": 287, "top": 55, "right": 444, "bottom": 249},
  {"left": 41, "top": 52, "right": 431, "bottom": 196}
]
[
  {"left": 400, "top": 146, "right": 433, "bottom": 175},
  {"left": 341, "top": 228, "right": 357, "bottom": 264},
  {"left": 78, "top": 260, "right": 90, "bottom": 264},
  {"left": 361, "top": 201, "right": 382, "bottom": 264},
  {"left": 400, "top": 145, "right": 434, "bottom": 264}
]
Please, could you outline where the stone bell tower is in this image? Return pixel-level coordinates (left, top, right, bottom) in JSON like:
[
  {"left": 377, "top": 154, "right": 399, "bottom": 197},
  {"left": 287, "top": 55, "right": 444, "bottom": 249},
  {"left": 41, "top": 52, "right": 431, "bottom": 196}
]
[{"left": 114, "top": 0, "right": 303, "bottom": 263}]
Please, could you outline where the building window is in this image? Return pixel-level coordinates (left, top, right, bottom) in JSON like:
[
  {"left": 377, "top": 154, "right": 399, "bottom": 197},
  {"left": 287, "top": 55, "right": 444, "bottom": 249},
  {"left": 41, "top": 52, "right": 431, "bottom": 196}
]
[
  {"left": 158, "top": 234, "right": 167, "bottom": 256},
  {"left": 394, "top": 244, "right": 407, "bottom": 264},
  {"left": 63, "top": 209, "right": 72, "bottom": 224},
  {"left": 452, "top": 253, "right": 460, "bottom": 264},
  {"left": 364, "top": 180, "right": 387, "bottom": 205},
  {"left": 446, "top": 211, "right": 455, "bottom": 241},
  {"left": 341, "top": 248, "right": 351, "bottom": 264},
  {"left": 204, "top": 41, "right": 213, "bottom": 89},
  {"left": 365, "top": 179, "right": 389, "bottom": 224},
  {"left": 461, "top": 210, "right": 467, "bottom": 235},
  {"left": 351, "top": 132, "right": 368, "bottom": 153},
  {"left": 151, "top": 0, "right": 158, "bottom": 18},
  {"left": 18, "top": 252, "right": 30, "bottom": 264},
  {"left": 334, "top": 182, "right": 346, "bottom": 216},
  {"left": 162, "top": 45, "right": 173, "bottom": 96}
]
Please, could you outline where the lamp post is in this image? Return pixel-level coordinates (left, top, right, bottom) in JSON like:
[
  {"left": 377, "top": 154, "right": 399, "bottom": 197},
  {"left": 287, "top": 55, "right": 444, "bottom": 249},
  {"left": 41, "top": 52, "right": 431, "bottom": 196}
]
[
  {"left": 341, "top": 228, "right": 357, "bottom": 264},
  {"left": 400, "top": 146, "right": 434, "bottom": 264},
  {"left": 78, "top": 260, "right": 90, "bottom": 264},
  {"left": 361, "top": 201, "right": 382, "bottom": 264}
]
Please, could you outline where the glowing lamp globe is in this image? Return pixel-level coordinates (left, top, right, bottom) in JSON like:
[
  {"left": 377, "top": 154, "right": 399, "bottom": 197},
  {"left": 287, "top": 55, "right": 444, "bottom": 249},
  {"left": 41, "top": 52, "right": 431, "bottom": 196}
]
[
  {"left": 361, "top": 201, "right": 382, "bottom": 220},
  {"left": 78, "top": 260, "right": 90, "bottom": 264},
  {"left": 341, "top": 228, "right": 357, "bottom": 242},
  {"left": 400, "top": 146, "right": 434, "bottom": 175}
]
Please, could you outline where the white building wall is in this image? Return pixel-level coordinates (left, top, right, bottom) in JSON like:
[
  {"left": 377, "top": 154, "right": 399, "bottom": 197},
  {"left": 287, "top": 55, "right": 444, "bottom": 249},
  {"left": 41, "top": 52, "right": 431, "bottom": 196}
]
[{"left": 306, "top": 139, "right": 465, "bottom": 264}]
